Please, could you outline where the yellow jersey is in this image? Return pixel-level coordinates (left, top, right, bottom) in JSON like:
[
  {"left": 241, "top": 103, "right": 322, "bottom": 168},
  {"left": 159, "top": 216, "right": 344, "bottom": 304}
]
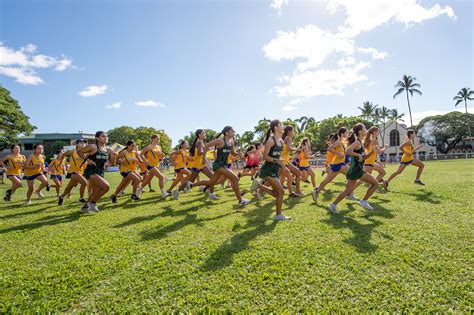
[
  {"left": 24, "top": 154, "right": 45, "bottom": 176},
  {"left": 50, "top": 159, "right": 66, "bottom": 175},
  {"left": 325, "top": 151, "right": 335, "bottom": 166},
  {"left": 190, "top": 147, "right": 204, "bottom": 170},
  {"left": 281, "top": 143, "right": 290, "bottom": 165},
  {"left": 145, "top": 145, "right": 162, "bottom": 167},
  {"left": 119, "top": 150, "right": 138, "bottom": 173},
  {"left": 4, "top": 154, "right": 26, "bottom": 176},
  {"left": 138, "top": 159, "right": 147, "bottom": 173},
  {"left": 174, "top": 150, "right": 187, "bottom": 169},
  {"left": 331, "top": 144, "right": 346, "bottom": 164},
  {"left": 67, "top": 150, "right": 87, "bottom": 174},
  {"left": 299, "top": 150, "right": 309, "bottom": 167},
  {"left": 401, "top": 142, "right": 414, "bottom": 163},
  {"left": 364, "top": 142, "right": 377, "bottom": 165}
]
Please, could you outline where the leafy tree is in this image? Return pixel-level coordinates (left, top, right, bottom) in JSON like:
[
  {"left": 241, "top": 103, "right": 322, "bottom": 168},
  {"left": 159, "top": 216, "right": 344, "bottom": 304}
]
[
  {"left": 240, "top": 131, "right": 255, "bottom": 149},
  {"left": 417, "top": 111, "right": 474, "bottom": 153},
  {"left": 453, "top": 87, "right": 473, "bottom": 146},
  {"left": 393, "top": 75, "right": 422, "bottom": 127},
  {"left": 358, "top": 101, "right": 378, "bottom": 122},
  {"left": 0, "top": 85, "right": 35, "bottom": 150},
  {"left": 107, "top": 126, "right": 135, "bottom": 146},
  {"left": 107, "top": 126, "right": 172, "bottom": 155},
  {"left": 254, "top": 119, "right": 270, "bottom": 142}
]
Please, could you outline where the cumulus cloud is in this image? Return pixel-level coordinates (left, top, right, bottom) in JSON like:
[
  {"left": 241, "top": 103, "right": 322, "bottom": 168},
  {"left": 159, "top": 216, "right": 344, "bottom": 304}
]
[
  {"left": 135, "top": 100, "right": 165, "bottom": 108},
  {"left": 79, "top": 85, "right": 108, "bottom": 97},
  {"left": 0, "top": 43, "right": 73, "bottom": 85},
  {"left": 270, "top": 0, "right": 288, "bottom": 15},
  {"left": 358, "top": 47, "right": 388, "bottom": 60},
  {"left": 106, "top": 101, "right": 121, "bottom": 109},
  {"left": 282, "top": 105, "right": 298, "bottom": 112}
]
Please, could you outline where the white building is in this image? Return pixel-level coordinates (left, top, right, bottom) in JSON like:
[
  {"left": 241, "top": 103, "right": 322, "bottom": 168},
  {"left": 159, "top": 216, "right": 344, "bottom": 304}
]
[{"left": 378, "top": 122, "right": 437, "bottom": 162}]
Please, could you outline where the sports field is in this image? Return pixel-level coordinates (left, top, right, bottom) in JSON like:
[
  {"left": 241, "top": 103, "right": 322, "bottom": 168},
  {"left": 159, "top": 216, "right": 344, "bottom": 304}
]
[{"left": 0, "top": 160, "right": 472, "bottom": 312}]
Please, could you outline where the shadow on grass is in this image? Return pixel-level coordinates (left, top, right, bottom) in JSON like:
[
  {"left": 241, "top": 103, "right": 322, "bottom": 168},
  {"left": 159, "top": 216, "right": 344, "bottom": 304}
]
[
  {"left": 0, "top": 204, "right": 53, "bottom": 219},
  {"left": 320, "top": 201, "right": 393, "bottom": 253},
  {"left": 0, "top": 211, "right": 80, "bottom": 234},
  {"left": 200, "top": 203, "right": 276, "bottom": 271},
  {"left": 391, "top": 189, "right": 442, "bottom": 204}
]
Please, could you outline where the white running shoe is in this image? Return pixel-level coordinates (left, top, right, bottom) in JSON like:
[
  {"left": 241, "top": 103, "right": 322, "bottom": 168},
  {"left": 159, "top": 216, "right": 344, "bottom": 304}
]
[
  {"left": 250, "top": 178, "right": 260, "bottom": 194},
  {"left": 209, "top": 193, "right": 220, "bottom": 200},
  {"left": 36, "top": 191, "right": 44, "bottom": 198},
  {"left": 80, "top": 204, "right": 91, "bottom": 214},
  {"left": 90, "top": 204, "right": 99, "bottom": 212},
  {"left": 346, "top": 194, "right": 359, "bottom": 201},
  {"left": 359, "top": 200, "right": 374, "bottom": 210},
  {"left": 25, "top": 200, "right": 32, "bottom": 205},
  {"left": 118, "top": 191, "right": 125, "bottom": 197},
  {"left": 238, "top": 199, "right": 251, "bottom": 207},
  {"left": 184, "top": 181, "right": 192, "bottom": 193},
  {"left": 311, "top": 189, "right": 319, "bottom": 203},
  {"left": 161, "top": 191, "right": 170, "bottom": 198},
  {"left": 327, "top": 203, "right": 340, "bottom": 214},
  {"left": 172, "top": 189, "right": 180, "bottom": 200},
  {"left": 256, "top": 188, "right": 264, "bottom": 200},
  {"left": 273, "top": 213, "right": 291, "bottom": 221}
]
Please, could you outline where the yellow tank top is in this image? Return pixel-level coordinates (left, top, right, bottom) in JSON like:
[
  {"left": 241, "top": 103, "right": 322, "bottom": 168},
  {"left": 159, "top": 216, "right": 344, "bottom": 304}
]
[
  {"left": 299, "top": 150, "right": 309, "bottom": 167},
  {"left": 364, "top": 142, "right": 377, "bottom": 165},
  {"left": 401, "top": 142, "right": 414, "bottom": 162},
  {"left": 138, "top": 159, "right": 147, "bottom": 173},
  {"left": 5, "top": 154, "right": 25, "bottom": 176},
  {"left": 24, "top": 154, "right": 44, "bottom": 176},
  {"left": 174, "top": 150, "right": 187, "bottom": 169},
  {"left": 282, "top": 143, "right": 290, "bottom": 165},
  {"left": 50, "top": 159, "right": 66, "bottom": 175},
  {"left": 191, "top": 147, "right": 204, "bottom": 169},
  {"left": 145, "top": 145, "right": 162, "bottom": 167},
  {"left": 325, "top": 151, "right": 335, "bottom": 165},
  {"left": 227, "top": 153, "right": 233, "bottom": 165},
  {"left": 331, "top": 144, "right": 345, "bottom": 164},
  {"left": 67, "top": 150, "right": 86, "bottom": 174},
  {"left": 120, "top": 150, "right": 138, "bottom": 172}
]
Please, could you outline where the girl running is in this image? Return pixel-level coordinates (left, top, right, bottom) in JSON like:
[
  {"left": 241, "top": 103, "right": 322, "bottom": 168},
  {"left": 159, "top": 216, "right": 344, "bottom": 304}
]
[
  {"left": 57, "top": 139, "right": 88, "bottom": 205},
  {"left": 313, "top": 127, "right": 356, "bottom": 203},
  {"left": 174, "top": 129, "right": 219, "bottom": 200},
  {"left": 137, "top": 151, "right": 154, "bottom": 192},
  {"left": 363, "top": 126, "right": 388, "bottom": 184},
  {"left": 254, "top": 120, "right": 290, "bottom": 220},
  {"left": 110, "top": 141, "right": 142, "bottom": 203},
  {"left": 322, "top": 134, "right": 335, "bottom": 176},
  {"left": 238, "top": 146, "right": 259, "bottom": 179},
  {"left": 298, "top": 138, "right": 317, "bottom": 191},
  {"left": 48, "top": 150, "right": 67, "bottom": 196},
  {"left": 190, "top": 126, "right": 250, "bottom": 207},
  {"left": 168, "top": 140, "right": 192, "bottom": 199},
  {"left": 77, "top": 131, "right": 115, "bottom": 213},
  {"left": 280, "top": 125, "right": 305, "bottom": 197},
  {"left": 327, "top": 123, "right": 379, "bottom": 214},
  {"left": 140, "top": 134, "right": 169, "bottom": 198},
  {"left": 385, "top": 129, "right": 425, "bottom": 187},
  {"left": 23, "top": 144, "right": 50, "bottom": 205},
  {"left": 1, "top": 144, "right": 26, "bottom": 202}
]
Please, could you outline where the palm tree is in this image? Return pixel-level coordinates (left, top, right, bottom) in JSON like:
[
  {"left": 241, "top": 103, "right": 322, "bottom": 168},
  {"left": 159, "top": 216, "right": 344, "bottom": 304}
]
[
  {"left": 358, "top": 101, "right": 378, "bottom": 122},
  {"left": 389, "top": 109, "right": 405, "bottom": 157},
  {"left": 295, "top": 116, "right": 312, "bottom": 132},
  {"left": 258, "top": 117, "right": 271, "bottom": 124},
  {"left": 393, "top": 75, "right": 422, "bottom": 127},
  {"left": 376, "top": 106, "right": 391, "bottom": 146},
  {"left": 453, "top": 87, "right": 473, "bottom": 148}
]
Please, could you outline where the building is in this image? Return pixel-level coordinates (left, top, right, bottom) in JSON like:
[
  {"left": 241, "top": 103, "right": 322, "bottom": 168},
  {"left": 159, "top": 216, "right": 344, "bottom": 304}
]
[
  {"left": 447, "top": 137, "right": 473, "bottom": 154},
  {"left": 378, "top": 122, "right": 437, "bottom": 162},
  {"left": 0, "top": 133, "right": 95, "bottom": 158}
]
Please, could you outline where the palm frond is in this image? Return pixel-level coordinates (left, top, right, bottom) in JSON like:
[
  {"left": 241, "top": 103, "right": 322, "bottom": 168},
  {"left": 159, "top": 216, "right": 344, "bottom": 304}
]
[
  {"left": 453, "top": 95, "right": 462, "bottom": 100},
  {"left": 411, "top": 83, "right": 421, "bottom": 88},
  {"left": 411, "top": 88, "right": 422, "bottom": 96},
  {"left": 454, "top": 99, "right": 463, "bottom": 107},
  {"left": 393, "top": 87, "right": 404, "bottom": 99}
]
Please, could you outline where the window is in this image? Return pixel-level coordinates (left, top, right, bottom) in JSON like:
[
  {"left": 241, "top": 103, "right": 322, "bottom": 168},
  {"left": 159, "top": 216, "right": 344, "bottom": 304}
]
[{"left": 390, "top": 130, "right": 400, "bottom": 146}]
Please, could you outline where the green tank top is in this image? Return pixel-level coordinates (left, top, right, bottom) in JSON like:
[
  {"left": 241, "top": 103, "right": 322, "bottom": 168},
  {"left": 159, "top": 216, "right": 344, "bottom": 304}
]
[
  {"left": 259, "top": 137, "right": 283, "bottom": 178},
  {"left": 347, "top": 140, "right": 365, "bottom": 180},
  {"left": 90, "top": 143, "right": 108, "bottom": 170},
  {"left": 212, "top": 138, "right": 232, "bottom": 171}
]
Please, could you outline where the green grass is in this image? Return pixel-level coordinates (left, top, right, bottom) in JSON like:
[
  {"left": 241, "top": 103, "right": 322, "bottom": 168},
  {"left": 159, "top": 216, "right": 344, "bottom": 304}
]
[{"left": 0, "top": 160, "right": 472, "bottom": 312}]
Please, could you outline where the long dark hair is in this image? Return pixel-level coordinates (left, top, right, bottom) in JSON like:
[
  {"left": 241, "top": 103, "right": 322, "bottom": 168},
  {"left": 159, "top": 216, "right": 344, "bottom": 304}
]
[
  {"left": 244, "top": 145, "right": 255, "bottom": 158},
  {"left": 329, "top": 127, "right": 348, "bottom": 143},
  {"left": 10, "top": 144, "right": 19, "bottom": 151},
  {"left": 216, "top": 126, "right": 233, "bottom": 138},
  {"left": 95, "top": 131, "right": 106, "bottom": 144},
  {"left": 347, "top": 123, "right": 365, "bottom": 144},
  {"left": 407, "top": 129, "right": 415, "bottom": 139},
  {"left": 189, "top": 129, "right": 204, "bottom": 157},
  {"left": 120, "top": 140, "right": 135, "bottom": 153},
  {"left": 263, "top": 119, "right": 281, "bottom": 144},
  {"left": 179, "top": 140, "right": 187, "bottom": 149},
  {"left": 364, "top": 126, "right": 379, "bottom": 148},
  {"left": 299, "top": 137, "right": 309, "bottom": 149},
  {"left": 282, "top": 125, "right": 293, "bottom": 140}
]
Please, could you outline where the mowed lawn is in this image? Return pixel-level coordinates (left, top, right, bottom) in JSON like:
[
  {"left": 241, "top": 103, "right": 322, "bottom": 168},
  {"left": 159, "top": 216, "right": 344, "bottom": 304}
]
[{"left": 0, "top": 160, "right": 472, "bottom": 312}]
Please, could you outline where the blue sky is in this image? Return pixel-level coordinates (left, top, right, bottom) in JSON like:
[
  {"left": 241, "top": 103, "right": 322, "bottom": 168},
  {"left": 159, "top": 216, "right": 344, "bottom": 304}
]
[{"left": 1, "top": 0, "right": 472, "bottom": 144}]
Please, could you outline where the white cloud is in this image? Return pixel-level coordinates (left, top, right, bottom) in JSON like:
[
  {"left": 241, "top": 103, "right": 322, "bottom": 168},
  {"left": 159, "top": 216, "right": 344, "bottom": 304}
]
[
  {"left": 337, "top": 56, "right": 356, "bottom": 67},
  {"left": 412, "top": 108, "right": 473, "bottom": 125},
  {"left": 0, "top": 43, "right": 73, "bottom": 84},
  {"left": 282, "top": 105, "right": 298, "bottom": 112},
  {"left": 358, "top": 47, "right": 388, "bottom": 60},
  {"left": 270, "top": 0, "right": 288, "bottom": 15},
  {"left": 135, "top": 100, "right": 165, "bottom": 108},
  {"left": 275, "top": 62, "right": 369, "bottom": 98},
  {"left": 106, "top": 101, "right": 121, "bottom": 109},
  {"left": 79, "top": 85, "right": 108, "bottom": 97},
  {"left": 263, "top": 24, "right": 355, "bottom": 72}
]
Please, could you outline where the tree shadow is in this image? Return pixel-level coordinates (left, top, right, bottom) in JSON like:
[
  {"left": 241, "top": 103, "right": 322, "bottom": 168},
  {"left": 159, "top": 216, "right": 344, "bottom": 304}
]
[
  {"left": 0, "top": 205, "right": 53, "bottom": 220},
  {"left": 320, "top": 202, "right": 393, "bottom": 253},
  {"left": 200, "top": 204, "right": 276, "bottom": 271},
  {"left": 0, "top": 211, "right": 81, "bottom": 234},
  {"left": 391, "top": 189, "right": 442, "bottom": 204}
]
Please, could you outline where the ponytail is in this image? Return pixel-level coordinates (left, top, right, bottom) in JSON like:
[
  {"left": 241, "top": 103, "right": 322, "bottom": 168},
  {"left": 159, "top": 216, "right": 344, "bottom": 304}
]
[
  {"left": 348, "top": 123, "right": 364, "bottom": 144},
  {"left": 189, "top": 129, "right": 203, "bottom": 157},
  {"left": 217, "top": 126, "right": 233, "bottom": 139},
  {"left": 120, "top": 140, "right": 135, "bottom": 153},
  {"left": 263, "top": 119, "right": 281, "bottom": 145}
]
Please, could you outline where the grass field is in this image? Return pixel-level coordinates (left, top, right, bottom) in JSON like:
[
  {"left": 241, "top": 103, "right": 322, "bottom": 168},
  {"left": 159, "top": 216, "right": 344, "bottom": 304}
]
[{"left": 0, "top": 160, "right": 472, "bottom": 312}]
